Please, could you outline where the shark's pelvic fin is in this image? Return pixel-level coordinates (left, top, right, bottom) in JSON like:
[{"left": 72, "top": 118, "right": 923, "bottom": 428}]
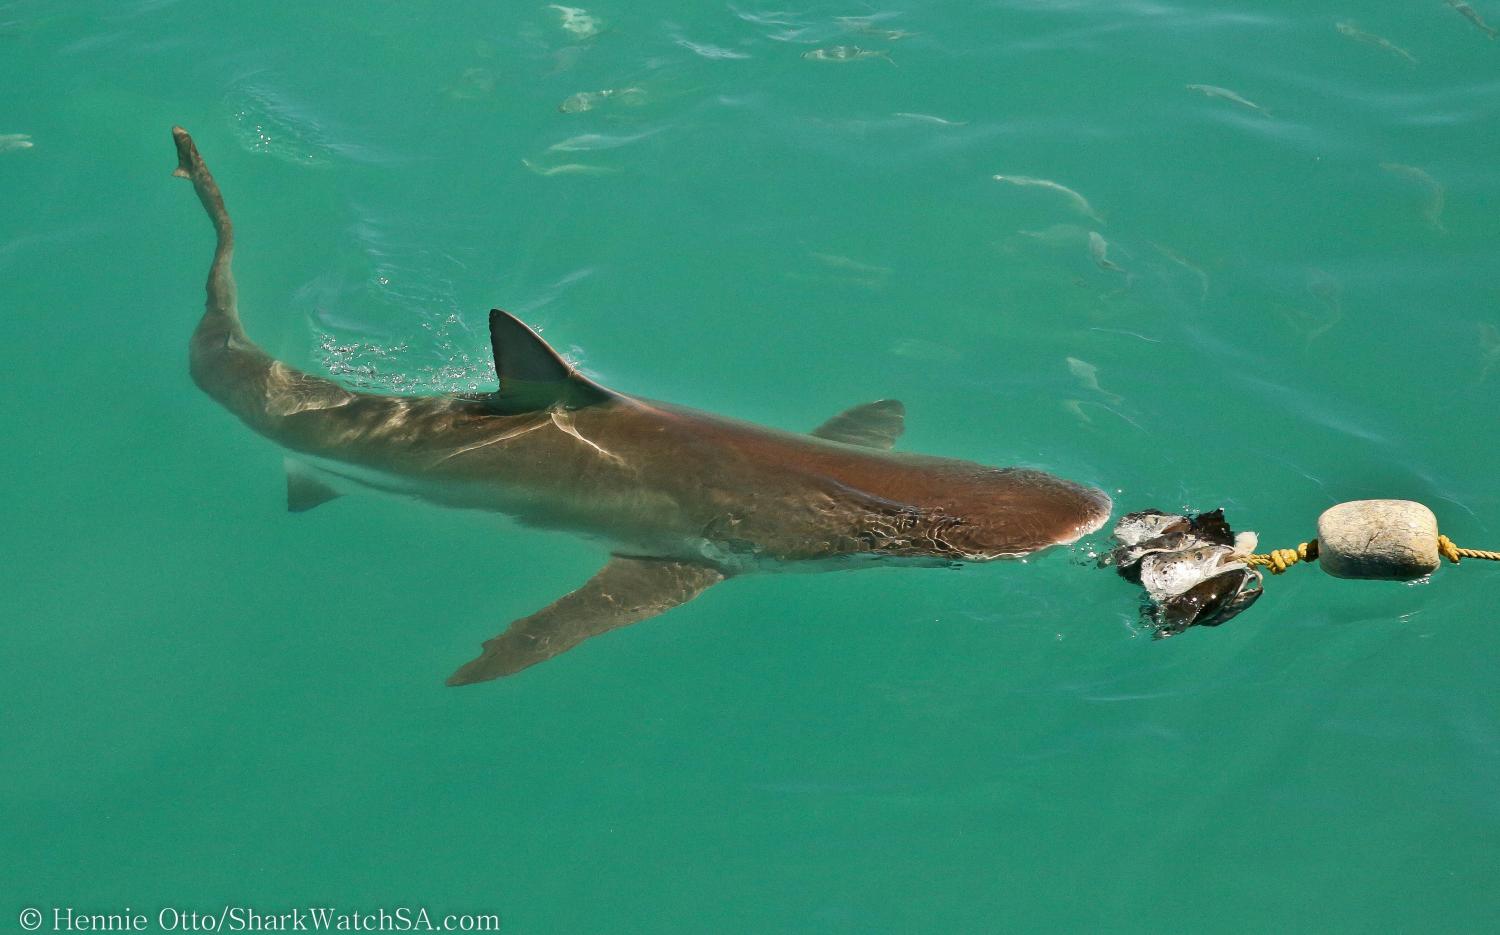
[
  {"left": 487, "top": 308, "right": 613, "bottom": 414},
  {"left": 284, "top": 459, "right": 343, "bottom": 513},
  {"left": 812, "top": 399, "right": 905, "bottom": 449},
  {"left": 446, "top": 556, "right": 725, "bottom": 685}
]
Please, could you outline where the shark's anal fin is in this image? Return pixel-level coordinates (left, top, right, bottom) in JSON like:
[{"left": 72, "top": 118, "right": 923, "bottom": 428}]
[
  {"left": 446, "top": 557, "right": 725, "bottom": 685},
  {"left": 285, "top": 459, "right": 343, "bottom": 513},
  {"left": 486, "top": 308, "right": 613, "bottom": 414},
  {"left": 811, "top": 399, "right": 905, "bottom": 449}
]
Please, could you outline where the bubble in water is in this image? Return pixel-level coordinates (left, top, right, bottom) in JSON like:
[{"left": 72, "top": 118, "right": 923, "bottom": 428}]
[{"left": 225, "top": 82, "right": 329, "bottom": 166}]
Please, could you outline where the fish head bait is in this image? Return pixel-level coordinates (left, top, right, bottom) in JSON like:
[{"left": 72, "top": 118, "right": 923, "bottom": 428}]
[{"left": 1102, "top": 508, "right": 1263, "bottom": 637}]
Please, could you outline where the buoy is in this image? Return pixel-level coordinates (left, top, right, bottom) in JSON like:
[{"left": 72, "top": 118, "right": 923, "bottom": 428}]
[{"left": 1316, "top": 499, "right": 1439, "bottom": 581}]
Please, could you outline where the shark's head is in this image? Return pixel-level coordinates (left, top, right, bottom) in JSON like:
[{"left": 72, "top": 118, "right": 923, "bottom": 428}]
[{"left": 940, "top": 469, "right": 1113, "bottom": 560}]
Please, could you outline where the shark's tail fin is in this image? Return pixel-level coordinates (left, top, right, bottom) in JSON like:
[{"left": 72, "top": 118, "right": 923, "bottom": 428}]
[
  {"left": 172, "top": 127, "right": 239, "bottom": 324},
  {"left": 172, "top": 127, "right": 346, "bottom": 432},
  {"left": 169, "top": 128, "right": 407, "bottom": 461}
]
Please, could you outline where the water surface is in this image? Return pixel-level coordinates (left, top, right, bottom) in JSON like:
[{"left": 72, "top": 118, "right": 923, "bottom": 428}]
[{"left": 3, "top": 0, "right": 1498, "bottom": 931}]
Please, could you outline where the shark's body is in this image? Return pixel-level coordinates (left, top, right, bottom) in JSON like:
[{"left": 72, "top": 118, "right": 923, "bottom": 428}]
[{"left": 171, "top": 128, "right": 1111, "bottom": 685}]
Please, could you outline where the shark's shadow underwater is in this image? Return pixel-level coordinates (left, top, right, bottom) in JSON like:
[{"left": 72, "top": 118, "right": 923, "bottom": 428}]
[{"left": 170, "top": 127, "right": 1112, "bottom": 686}]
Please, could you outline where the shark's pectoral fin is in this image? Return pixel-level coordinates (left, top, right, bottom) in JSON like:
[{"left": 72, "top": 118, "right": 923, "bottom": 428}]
[
  {"left": 812, "top": 399, "right": 905, "bottom": 449},
  {"left": 446, "top": 556, "right": 726, "bottom": 686},
  {"left": 284, "top": 459, "right": 342, "bottom": 513},
  {"left": 486, "top": 308, "right": 614, "bottom": 414}
]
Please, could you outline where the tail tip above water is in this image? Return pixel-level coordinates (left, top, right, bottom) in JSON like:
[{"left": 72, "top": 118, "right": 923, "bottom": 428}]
[{"left": 171, "top": 125, "right": 198, "bottom": 179}]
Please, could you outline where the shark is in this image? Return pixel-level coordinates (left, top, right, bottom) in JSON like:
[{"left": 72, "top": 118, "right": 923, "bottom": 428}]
[{"left": 169, "top": 126, "right": 1113, "bottom": 686}]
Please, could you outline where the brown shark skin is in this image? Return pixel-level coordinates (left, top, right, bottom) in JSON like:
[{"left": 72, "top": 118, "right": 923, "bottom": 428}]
[
  {"left": 199, "top": 372, "right": 1111, "bottom": 566},
  {"left": 172, "top": 127, "right": 1111, "bottom": 677}
]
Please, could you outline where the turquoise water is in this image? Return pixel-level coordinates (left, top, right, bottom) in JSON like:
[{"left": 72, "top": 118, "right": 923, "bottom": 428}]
[{"left": 4, "top": 0, "right": 1499, "bottom": 930}]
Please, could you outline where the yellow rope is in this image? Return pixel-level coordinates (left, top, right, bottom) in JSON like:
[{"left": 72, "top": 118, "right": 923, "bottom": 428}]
[
  {"left": 1438, "top": 535, "right": 1500, "bottom": 565},
  {"left": 1244, "top": 539, "right": 1319, "bottom": 574},
  {"left": 1244, "top": 534, "right": 1500, "bottom": 574}
]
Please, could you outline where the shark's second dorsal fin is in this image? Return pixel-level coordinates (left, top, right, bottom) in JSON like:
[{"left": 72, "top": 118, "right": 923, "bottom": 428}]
[
  {"left": 487, "top": 309, "right": 613, "bottom": 414},
  {"left": 812, "top": 399, "right": 905, "bottom": 449}
]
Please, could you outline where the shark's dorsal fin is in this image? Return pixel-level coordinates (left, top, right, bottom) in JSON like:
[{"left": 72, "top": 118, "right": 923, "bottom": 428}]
[
  {"left": 285, "top": 459, "right": 342, "bottom": 513},
  {"left": 812, "top": 399, "right": 905, "bottom": 449},
  {"left": 446, "top": 556, "right": 725, "bottom": 685},
  {"left": 487, "top": 309, "right": 613, "bottom": 414}
]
